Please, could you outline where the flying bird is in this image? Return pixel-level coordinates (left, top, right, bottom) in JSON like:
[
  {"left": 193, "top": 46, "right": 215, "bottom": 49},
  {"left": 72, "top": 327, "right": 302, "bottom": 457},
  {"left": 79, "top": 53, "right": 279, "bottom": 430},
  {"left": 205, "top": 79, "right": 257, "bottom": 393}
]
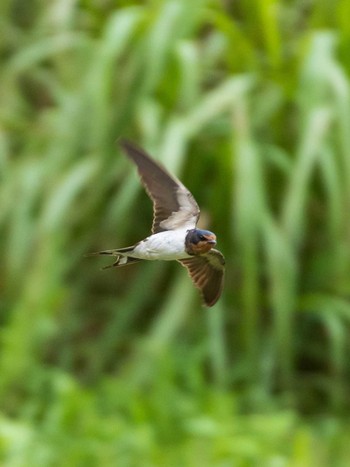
[{"left": 89, "top": 140, "right": 225, "bottom": 306}]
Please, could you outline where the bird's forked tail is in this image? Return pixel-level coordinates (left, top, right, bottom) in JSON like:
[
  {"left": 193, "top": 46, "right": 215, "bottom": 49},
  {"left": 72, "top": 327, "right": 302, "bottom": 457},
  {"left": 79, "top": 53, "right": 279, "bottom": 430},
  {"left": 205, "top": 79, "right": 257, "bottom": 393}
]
[{"left": 86, "top": 246, "right": 142, "bottom": 269}]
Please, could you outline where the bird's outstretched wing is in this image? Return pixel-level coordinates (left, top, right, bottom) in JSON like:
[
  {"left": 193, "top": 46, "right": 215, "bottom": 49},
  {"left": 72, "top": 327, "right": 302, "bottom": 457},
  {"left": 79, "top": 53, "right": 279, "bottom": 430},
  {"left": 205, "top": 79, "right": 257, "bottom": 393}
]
[
  {"left": 120, "top": 140, "right": 200, "bottom": 234},
  {"left": 178, "top": 249, "right": 225, "bottom": 307}
]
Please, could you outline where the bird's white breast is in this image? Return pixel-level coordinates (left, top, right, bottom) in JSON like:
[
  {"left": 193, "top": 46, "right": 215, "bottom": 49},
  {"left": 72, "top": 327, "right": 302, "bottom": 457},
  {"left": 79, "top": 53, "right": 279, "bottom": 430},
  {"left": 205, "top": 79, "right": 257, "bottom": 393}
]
[{"left": 131, "top": 230, "right": 190, "bottom": 260}]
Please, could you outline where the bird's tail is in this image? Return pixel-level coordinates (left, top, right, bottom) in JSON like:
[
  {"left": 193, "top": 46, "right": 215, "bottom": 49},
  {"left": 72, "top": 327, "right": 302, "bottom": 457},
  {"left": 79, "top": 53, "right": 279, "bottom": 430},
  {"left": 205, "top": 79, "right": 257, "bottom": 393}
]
[{"left": 86, "top": 246, "right": 142, "bottom": 269}]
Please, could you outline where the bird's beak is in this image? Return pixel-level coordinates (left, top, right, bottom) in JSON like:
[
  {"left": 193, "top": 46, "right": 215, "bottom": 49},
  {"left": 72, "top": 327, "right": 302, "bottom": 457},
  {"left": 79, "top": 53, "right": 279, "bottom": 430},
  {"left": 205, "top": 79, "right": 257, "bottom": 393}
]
[{"left": 205, "top": 235, "right": 217, "bottom": 246}]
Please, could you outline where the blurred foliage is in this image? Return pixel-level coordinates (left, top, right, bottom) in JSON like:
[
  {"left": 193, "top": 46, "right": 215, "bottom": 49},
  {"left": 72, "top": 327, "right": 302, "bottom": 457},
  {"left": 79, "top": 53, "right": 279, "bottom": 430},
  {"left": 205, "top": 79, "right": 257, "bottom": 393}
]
[{"left": 2, "top": 0, "right": 350, "bottom": 464}]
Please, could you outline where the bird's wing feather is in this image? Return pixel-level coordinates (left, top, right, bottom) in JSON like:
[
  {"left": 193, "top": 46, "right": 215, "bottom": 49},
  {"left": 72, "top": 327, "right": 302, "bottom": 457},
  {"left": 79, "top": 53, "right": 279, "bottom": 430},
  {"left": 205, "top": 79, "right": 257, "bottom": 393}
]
[
  {"left": 120, "top": 140, "right": 200, "bottom": 233},
  {"left": 178, "top": 249, "right": 225, "bottom": 307}
]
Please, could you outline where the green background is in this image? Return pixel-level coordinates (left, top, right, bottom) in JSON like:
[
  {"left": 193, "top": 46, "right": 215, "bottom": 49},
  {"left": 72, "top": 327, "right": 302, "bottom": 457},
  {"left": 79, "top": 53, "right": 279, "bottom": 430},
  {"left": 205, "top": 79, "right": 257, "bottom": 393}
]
[{"left": 2, "top": 0, "right": 350, "bottom": 465}]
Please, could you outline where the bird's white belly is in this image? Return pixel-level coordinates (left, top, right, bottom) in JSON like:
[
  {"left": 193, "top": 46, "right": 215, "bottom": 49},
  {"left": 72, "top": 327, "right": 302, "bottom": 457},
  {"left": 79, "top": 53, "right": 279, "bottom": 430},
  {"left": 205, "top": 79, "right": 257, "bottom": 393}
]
[{"left": 130, "top": 231, "right": 190, "bottom": 260}]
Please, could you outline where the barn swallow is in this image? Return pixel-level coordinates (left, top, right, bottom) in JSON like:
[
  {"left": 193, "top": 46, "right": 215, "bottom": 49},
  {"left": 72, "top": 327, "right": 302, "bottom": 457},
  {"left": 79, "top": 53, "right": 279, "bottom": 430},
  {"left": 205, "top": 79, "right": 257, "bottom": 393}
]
[{"left": 89, "top": 140, "right": 225, "bottom": 306}]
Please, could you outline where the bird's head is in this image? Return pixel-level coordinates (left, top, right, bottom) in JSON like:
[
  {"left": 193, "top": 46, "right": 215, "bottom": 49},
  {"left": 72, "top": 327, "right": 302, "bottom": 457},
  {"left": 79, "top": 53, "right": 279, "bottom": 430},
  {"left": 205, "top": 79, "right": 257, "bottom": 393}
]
[{"left": 185, "top": 229, "right": 217, "bottom": 255}]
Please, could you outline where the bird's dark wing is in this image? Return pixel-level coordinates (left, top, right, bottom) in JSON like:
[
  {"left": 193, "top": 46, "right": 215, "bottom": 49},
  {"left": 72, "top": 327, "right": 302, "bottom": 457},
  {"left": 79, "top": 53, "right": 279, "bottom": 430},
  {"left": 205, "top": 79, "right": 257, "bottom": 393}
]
[
  {"left": 178, "top": 249, "right": 225, "bottom": 307},
  {"left": 119, "top": 140, "right": 200, "bottom": 234}
]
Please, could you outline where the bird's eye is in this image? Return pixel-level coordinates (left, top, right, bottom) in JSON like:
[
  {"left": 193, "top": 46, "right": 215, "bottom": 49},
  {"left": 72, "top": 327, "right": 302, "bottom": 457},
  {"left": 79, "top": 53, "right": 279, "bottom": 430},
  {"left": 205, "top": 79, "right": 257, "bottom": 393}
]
[{"left": 199, "top": 235, "right": 206, "bottom": 241}]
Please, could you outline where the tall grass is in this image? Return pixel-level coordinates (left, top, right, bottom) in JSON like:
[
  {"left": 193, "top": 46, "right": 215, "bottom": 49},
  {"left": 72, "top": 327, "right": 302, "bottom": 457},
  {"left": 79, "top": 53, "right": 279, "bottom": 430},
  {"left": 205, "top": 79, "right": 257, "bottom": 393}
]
[{"left": 1, "top": 0, "right": 350, "bottom": 463}]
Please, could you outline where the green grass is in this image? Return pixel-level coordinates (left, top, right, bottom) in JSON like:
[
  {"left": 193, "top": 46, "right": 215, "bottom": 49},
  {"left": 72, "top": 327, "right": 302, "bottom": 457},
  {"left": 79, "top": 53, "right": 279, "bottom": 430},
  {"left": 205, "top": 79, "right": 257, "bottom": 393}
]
[
  {"left": 2, "top": 0, "right": 350, "bottom": 464},
  {"left": 2, "top": 373, "right": 350, "bottom": 466}
]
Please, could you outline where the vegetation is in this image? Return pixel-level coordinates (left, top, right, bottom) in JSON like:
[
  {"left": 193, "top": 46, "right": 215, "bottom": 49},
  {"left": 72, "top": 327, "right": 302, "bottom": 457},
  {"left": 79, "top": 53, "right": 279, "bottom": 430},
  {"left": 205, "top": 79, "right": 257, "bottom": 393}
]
[{"left": 2, "top": 0, "right": 350, "bottom": 464}]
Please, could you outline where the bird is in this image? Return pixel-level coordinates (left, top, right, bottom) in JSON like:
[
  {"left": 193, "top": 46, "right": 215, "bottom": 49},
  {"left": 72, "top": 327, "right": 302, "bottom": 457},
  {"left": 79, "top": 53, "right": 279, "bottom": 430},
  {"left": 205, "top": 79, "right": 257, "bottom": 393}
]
[{"left": 88, "top": 140, "right": 225, "bottom": 307}]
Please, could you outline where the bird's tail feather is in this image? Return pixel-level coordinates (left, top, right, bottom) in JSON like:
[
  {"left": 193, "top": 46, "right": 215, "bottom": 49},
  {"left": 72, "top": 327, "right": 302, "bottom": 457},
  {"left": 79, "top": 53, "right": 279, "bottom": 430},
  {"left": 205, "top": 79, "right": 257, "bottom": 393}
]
[
  {"left": 101, "top": 256, "right": 142, "bottom": 269},
  {"left": 86, "top": 246, "right": 142, "bottom": 269}
]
